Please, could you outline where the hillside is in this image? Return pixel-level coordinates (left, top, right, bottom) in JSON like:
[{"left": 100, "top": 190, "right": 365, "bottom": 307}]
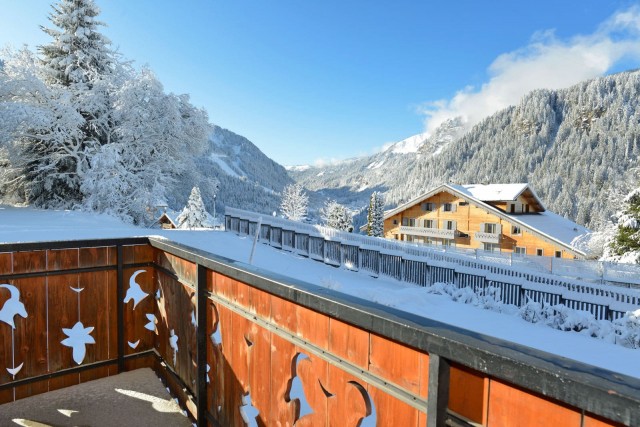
[
  {"left": 169, "top": 125, "right": 293, "bottom": 216},
  {"left": 290, "top": 70, "right": 640, "bottom": 229}
]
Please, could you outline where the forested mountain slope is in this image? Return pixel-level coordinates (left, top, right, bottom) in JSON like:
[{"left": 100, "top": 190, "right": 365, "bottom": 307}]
[
  {"left": 170, "top": 125, "right": 293, "bottom": 216},
  {"left": 292, "top": 71, "right": 640, "bottom": 229}
]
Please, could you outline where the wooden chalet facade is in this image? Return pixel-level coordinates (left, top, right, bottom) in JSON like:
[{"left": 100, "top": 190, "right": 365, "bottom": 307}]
[{"left": 382, "top": 183, "right": 590, "bottom": 259}]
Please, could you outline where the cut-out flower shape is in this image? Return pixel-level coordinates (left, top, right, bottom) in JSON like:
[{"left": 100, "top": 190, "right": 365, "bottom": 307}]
[{"left": 61, "top": 321, "right": 95, "bottom": 364}]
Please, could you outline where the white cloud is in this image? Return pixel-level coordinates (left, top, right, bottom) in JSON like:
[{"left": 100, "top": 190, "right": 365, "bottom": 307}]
[{"left": 420, "top": 6, "right": 640, "bottom": 135}]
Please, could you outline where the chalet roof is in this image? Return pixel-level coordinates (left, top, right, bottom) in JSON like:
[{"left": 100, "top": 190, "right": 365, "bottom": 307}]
[
  {"left": 381, "top": 183, "right": 589, "bottom": 257},
  {"left": 450, "top": 183, "right": 546, "bottom": 209}
]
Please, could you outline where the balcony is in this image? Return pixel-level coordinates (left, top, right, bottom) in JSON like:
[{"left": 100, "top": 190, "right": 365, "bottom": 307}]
[
  {"left": 0, "top": 236, "right": 636, "bottom": 427},
  {"left": 400, "top": 225, "right": 455, "bottom": 239},
  {"left": 474, "top": 231, "right": 502, "bottom": 243}
]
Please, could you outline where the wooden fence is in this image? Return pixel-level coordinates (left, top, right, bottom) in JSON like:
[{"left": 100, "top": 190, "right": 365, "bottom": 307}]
[
  {"left": 0, "top": 237, "right": 638, "bottom": 426},
  {"left": 225, "top": 208, "right": 640, "bottom": 321}
]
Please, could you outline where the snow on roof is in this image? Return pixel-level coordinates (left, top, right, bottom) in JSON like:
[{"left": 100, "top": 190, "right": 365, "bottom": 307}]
[
  {"left": 451, "top": 183, "right": 530, "bottom": 202},
  {"left": 506, "top": 210, "right": 589, "bottom": 249}
]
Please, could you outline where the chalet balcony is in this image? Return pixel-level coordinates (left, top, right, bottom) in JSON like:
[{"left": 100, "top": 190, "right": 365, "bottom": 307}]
[
  {"left": 0, "top": 235, "right": 637, "bottom": 427},
  {"left": 474, "top": 231, "right": 502, "bottom": 243},
  {"left": 400, "top": 225, "right": 455, "bottom": 239}
]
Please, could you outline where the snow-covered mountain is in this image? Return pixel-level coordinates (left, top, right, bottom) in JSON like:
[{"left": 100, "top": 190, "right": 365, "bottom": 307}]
[
  {"left": 288, "top": 118, "right": 464, "bottom": 214},
  {"left": 169, "top": 125, "right": 293, "bottom": 216},
  {"left": 290, "top": 70, "right": 640, "bottom": 230}
]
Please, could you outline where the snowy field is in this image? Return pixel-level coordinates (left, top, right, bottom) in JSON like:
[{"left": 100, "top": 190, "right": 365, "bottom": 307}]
[{"left": 1, "top": 205, "right": 639, "bottom": 380}]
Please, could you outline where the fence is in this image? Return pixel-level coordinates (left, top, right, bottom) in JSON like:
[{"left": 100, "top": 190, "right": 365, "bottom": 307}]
[
  {"left": 0, "top": 237, "right": 638, "bottom": 426},
  {"left": 225, "top": 207, "right": 640, "bottom": 321}
]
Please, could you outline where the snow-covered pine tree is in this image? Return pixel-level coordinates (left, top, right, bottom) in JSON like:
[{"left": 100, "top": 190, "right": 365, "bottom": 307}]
[
  {"left": 16, "top": 0, "right": 117, "bottom": 206},
  {"left": 280, "top": 183, "right": 308, "bottom": 221},
  {"left": 321, "top": 200, "right": 353, "bottom": 231},
  {"left": 366, "top": 192, "right": 384, "bottom": 237},
  {"left": 609, "top": 188, "right": 640, "bottom": 263},
  {"left": 176, "top": 187, "right": 211, "bottom": 229}
]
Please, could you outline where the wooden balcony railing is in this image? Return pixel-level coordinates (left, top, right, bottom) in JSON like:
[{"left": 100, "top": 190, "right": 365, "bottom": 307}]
[
  {"left": 0, "top": 237, "right": 638, "bottom": 426},
  {"left": 400, "top": 225, "right": 456, "bottom": 239}
]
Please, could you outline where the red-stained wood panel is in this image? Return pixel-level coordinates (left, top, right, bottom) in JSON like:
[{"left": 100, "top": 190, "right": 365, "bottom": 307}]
[
  {"left": 78, "top": 272, "right": 111, "bottom": 366},
  {"left": 217, "top": 303, "right": 245, "bottom": 427},
  {"left": 369, "top": 382, "right": 420, "bottom": 427},
  {"left": 14, "top": 378, "right": 50, "bottom": 400},
  {"left": 418, "top": 352, "right": 429, "bottom": 426},
  {"left": 155, "top": 271, "right": 172, "bottom": 365},
  {"left": 487, "top": 378, "right": 582, "bottom": 427},
  {"left": 271, "top": 294, "right": 297, "bottom": 333},
  {"left": 248, "top": 286, "right": 271, "bottom": 319},
  {"left": 328, "top": 318, "right": 369, "bottom": 369},
  {"left": 215, "top": 272, "right": 236, "bottom": 301},
  {"left": 248, "top": 321, "right": 272, "bottom": 427},
  {"left": 0, "top": 252, "right": 12, "bottom": 274},
  {"left": 207, "top": 302, "right": 224, "bottom": 425},
  {"left": 369, "top": 333, "right": 421, "bottom": 394},
  {"left": 326, "top": 364, "right": 370, "bottom": 427},
  {"left": 0, "top": 387, "right": 12, "bottom": 404},
  {"left": 13, "top": 251, "right": 46, "bottom": 274},
  {"left": 269, "top": 332, "right": 298, "bottom": 427},
  {"left": 132, "top": 244, "right": 154, "bottom": 264},
  {"left": 79, "top": 246, "right": 110, "bottom": 268},
  {"left": 583, "top": 413, "right": 625, "bottom": 427},
  {"left": 449, "top": 364, "right": 487, "bottom": 424},
  {"left": 47, "top": 274, "right": 81, "bottom": 391},
  {"left": 296, "top": 305, "right": 330, "bottom": 351},
  {"left": 106, "top": 270, "right": 117, "bottom": 361},
  {"left": 46, "top": 248, "right": 79, "bottom": 271},
  {"left": 11, "top": 277, "right": 48, "bottom": 398},
  {"left": 294, "top": 353, "right": 329, "bottom": 427},
  {"left": 122, "top": 267, "right": 155, "bottom": 355}
]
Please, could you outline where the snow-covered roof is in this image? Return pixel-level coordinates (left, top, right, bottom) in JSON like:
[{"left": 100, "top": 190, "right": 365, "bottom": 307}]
[
  {"left": 504, "top": 210, "right": 589, "bottom": 249},
  {"left": 451, "top": 183, "right": 539, "bottom": 203},
  {"left": 382, "top": 183, "right": 588, "bottom": 257}
]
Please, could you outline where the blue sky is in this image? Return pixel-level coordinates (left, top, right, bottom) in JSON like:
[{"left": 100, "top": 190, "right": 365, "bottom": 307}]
[{"left": 2, "top": 1, "right": 640, "bottom": 166}]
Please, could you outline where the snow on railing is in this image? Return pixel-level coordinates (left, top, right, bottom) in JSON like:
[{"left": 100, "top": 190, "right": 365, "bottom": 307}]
[{"left": 225, "top": 207, "right": 640, "bottom": 316}]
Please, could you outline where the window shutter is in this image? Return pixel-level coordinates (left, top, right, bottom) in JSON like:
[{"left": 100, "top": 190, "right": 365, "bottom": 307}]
[
  {"left": 496, "top": 224, "right": 502, "bottom": 234},
  {"left": 480, "top": 222, "right": 485, "bottom": 233},
  {"left": 452, "top": 220, "right": 457, "bottom": 230},
  {"left": 452, "top": 204, "right": 457, "bottom": 212}
]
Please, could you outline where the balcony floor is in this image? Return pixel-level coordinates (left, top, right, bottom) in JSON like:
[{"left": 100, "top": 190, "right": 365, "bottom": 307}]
[{"left": 0, "top": 368, "right": 192, "bottom": 427}]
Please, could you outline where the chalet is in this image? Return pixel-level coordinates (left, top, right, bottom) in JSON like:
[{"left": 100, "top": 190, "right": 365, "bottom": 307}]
[
  {"left": 381, "top": 183, "right": 590, "bottom": 259},
  {"left": 156, "top": 211, "right": 179, "bottom": 229}
]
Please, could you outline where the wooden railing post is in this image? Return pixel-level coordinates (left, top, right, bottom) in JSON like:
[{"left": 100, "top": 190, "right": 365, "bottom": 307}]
[
  {"left": 116, "top": 244, "right": 125, "bottom": 374},
  {"left": 427, "top": 354, "right": 450, "bottom": 427},
  {"left": 196, "top": 264, "right": 208, "bottom": 426}
]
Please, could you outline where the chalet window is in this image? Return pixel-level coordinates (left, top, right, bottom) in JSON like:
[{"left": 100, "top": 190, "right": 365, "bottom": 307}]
[
  {"left": 459, "top": 202, "right": 468, "bottom": 206},
  {"left": 483, "top": 242, "right": 500, "bottom": 252},
  {"left": 443, "top": 203, "right": 457, "bottom": 212},
  {"left": 515, "top": 247, "right": 526, "bottom": 256},
  {"left": 402, "top": 218, "right": 415, "bottom": 226},
  {"left": 525, "top": 204, "right": 530, "bottom": 213},
  {"left": 443, "top": 239, "right": 456, "bottom": 247},
  {"left": 406, "top": 235, "right": 414, "bottom": 242},
  {"left": 510, "top": 204, "right": 515, "bottom": 213},
  {"left": 424, "top": 219, "right": 436, "bottom": 228},
  {"left": 555, "top": 250, "right": 562, "bottom": 258},
  {"left": 511, "top": 225, "right": 521, "bottom": 235},
  {"left": 393, "top": 219, "right": 398, "bottom": 225},
  {"left": 444, "top": 220, "right": 456, "bottom": 230},
  {"left": 484, "top": 223, "right": 499, "bottom": 234},
  {"left": 421, "top": 202, "right": 435, "bottom": 211},
  {"left": 536, "top": 248, "right": 544, "bottom": 256}
]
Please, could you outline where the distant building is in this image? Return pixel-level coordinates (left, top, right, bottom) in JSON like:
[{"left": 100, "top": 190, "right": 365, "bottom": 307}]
[
  {"left": 156, "top": 211, "right": 179, "bottom": 229},
  {"left": 381, "top": 183, "right": 590, "bottom": 259}
]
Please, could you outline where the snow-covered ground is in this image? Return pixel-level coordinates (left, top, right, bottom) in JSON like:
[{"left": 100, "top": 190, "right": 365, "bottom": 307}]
[{"left": 1, "top": 205, "right": 639, "bottom": 379}]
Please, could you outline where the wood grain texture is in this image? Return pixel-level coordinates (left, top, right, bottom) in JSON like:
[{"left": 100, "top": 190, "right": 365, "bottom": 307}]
[
  {"left": 449, "top": 364, "right": 487, "bottom": 424},
  {"left": 13, "top": 251, "right": 46, "bottom": 274},
  {"left": 369, "top": 333, "right": 421, "bottom": 394},
  {"left": 487, "top": 378, "right": 581, "bottom": 427}
]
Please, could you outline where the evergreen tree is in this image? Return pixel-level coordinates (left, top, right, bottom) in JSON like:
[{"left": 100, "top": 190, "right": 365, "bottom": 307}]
[
  {"left": 609, "top": 188, "right": 640, "bottom": 263},
  {"left": 366, "top": 192, "right": 384, "bottom": 237},
  {"left": 16, "top": 0, "right": 117, "bottom": 206},
  {"left": 321, "top": 200, "right": 353, "bottom": 231},
  {"left": 280, "top": 183, "right": 308, "bottom": 221},
  {"left": 177, "top": 187, "right": 210, "bottom": 229}
]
